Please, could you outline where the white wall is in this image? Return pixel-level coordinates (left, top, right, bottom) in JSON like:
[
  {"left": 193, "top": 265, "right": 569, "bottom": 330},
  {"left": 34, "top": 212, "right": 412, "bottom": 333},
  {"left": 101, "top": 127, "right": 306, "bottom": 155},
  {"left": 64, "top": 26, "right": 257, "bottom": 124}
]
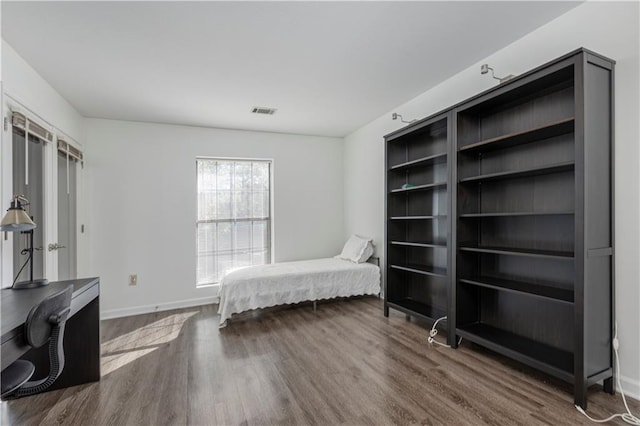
[
  {"left": 1, "top": 40, "right": 86, "bottom": 286},
  {"left": 344, "top": 2, "right": 640, "bottom": 398},
  {"left": 85, "top": 119, "right": 344, "bottom": 318}
]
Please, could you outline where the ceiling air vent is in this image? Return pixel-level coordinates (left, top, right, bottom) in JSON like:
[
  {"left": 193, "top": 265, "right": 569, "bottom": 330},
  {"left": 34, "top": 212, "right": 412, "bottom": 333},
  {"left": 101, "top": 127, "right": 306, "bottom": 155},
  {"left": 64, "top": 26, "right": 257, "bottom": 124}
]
[{"left": 251, "top": 106, "right": 277, "bottom": 115}]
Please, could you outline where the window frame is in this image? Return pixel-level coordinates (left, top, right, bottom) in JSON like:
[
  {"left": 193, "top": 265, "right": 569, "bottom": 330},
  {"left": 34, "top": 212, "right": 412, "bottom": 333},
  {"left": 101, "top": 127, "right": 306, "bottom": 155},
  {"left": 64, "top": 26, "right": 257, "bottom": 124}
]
[{"left": 195, "top": 156, "right": 274, "bottom": 287}]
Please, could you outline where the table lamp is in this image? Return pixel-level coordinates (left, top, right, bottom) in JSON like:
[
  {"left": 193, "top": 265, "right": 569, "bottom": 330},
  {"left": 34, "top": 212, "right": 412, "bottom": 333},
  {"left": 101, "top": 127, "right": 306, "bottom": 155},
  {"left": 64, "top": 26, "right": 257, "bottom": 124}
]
[{"left": 1, "top": 195, "right": 49, "bottom": 289}]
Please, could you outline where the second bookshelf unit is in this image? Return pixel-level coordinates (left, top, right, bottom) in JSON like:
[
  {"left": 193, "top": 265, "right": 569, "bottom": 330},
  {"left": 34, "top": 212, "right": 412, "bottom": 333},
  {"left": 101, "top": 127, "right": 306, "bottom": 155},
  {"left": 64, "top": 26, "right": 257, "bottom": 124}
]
[
  {"left": 454, "top": 50, "right": 613, "bottom": 410},
  {"left": 455, "top": 61, "right": 578, "bottom": 383},
  {"left": 384, "top": 113, "right": 452, "bottom": 329}
]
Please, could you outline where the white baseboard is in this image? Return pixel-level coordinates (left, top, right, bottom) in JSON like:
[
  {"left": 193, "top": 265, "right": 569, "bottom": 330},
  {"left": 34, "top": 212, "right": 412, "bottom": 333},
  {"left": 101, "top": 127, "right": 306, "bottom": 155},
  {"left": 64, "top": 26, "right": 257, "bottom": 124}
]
[
  {"left": 619, "top": 373, "right": 640, "bottom": 401},
  {"left": 100, "top": 296, "right": 220, "bottom": 320}
]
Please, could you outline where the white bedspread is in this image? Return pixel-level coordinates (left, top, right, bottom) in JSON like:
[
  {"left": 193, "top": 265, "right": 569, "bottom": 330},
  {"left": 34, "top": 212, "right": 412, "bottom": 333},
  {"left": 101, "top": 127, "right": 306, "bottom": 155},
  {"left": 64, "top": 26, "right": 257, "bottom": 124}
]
[{"left": 218, "top": 258, "right": 380, "bottom": 327}]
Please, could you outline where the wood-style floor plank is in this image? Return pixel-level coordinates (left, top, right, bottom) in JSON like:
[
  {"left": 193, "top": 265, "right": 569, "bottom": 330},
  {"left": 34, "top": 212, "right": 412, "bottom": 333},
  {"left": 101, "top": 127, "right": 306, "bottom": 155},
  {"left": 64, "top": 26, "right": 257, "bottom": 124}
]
[{"left": 1, "top": 297, "right": 638, "bottom": 425}]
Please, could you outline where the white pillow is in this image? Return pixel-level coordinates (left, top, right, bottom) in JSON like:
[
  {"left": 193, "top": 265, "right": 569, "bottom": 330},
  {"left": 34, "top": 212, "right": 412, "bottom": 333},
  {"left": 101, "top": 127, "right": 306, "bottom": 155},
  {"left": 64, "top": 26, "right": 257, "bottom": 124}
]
[
  {"left": 360, "top": 241, "right": 374, "bottom": 263},
  {"left": 336, "top": 235, "right": 374, "bottom": 263}
]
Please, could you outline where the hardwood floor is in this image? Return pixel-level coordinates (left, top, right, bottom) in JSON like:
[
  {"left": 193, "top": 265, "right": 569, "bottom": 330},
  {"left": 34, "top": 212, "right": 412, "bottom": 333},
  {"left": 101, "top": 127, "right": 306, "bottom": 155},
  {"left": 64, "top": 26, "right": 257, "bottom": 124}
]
[{"left": 1, "top": 297, "right": 637, "bottom": 425}]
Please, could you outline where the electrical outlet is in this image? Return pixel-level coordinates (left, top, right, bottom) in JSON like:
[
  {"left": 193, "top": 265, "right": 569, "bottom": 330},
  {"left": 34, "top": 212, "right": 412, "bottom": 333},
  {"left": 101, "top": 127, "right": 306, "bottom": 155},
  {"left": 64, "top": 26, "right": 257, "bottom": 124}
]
[{"left": 129, "top": 274, "right": 137, "bottom": 286}]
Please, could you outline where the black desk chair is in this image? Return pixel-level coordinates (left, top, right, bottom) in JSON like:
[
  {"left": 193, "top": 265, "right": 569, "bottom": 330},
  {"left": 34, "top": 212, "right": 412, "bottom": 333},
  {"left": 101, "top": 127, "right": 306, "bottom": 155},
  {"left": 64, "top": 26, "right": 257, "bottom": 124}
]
[{"left": 1, "top": 286, "right": 72, "bottom": 399}]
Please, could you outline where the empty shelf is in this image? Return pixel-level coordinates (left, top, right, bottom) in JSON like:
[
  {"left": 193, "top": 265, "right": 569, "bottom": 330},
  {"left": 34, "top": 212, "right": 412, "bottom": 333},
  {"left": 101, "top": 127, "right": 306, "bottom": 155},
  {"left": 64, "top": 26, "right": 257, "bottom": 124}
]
[
  {"left": 387, "top": 299, "right": 446, "bottom": 322},
  {"left": 390, "top": 182, "right": 447, "bottom": 193},
  {"left": 459, "top": 212, "right": 573, "bottom": 218},
  {"left": 389, "top": 264, "right": 447, "bottom": 277},
  {"left": 459, "top": 245, "right": 573, "bottom": 260},
  {"left": 390, "top": 241, "right": 446, "bottom": 248},
  {"left": 459, "top": 275, "right": 574, "bottom": 303},
  {"left": 459, "top": 162, "right": 574, "bottom": 183},
  {"left": 389, "top": 152, "right": 447, "bottom": 170},
  {"left": 459, "top": 118, "right": 574, "bottom": 153},
  {"left": 456, "top": 323, "right": 574, "bottom": 382},
  {"left": 390, "top": 215, "right": 447, "bottom": 220}
]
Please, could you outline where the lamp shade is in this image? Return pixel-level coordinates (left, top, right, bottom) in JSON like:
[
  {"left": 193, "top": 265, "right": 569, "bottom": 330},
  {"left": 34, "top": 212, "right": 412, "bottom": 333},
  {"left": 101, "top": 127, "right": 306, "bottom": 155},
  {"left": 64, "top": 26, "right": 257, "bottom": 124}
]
[{"left": 0, "top": 198, "right": 36, "bottom": 232}]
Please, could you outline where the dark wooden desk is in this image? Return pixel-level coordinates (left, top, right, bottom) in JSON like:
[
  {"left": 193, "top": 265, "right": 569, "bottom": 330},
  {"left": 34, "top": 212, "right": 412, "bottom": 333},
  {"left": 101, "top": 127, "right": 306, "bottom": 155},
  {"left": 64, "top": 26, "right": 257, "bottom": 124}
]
[{"left": 1, "top": 277, "right": 101, "bottom": 392}]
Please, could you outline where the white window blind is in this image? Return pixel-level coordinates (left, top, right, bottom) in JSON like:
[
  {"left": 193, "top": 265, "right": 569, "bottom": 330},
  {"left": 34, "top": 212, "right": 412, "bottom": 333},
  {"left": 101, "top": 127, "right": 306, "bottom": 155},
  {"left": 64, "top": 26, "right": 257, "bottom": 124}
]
[{"left": 196, "top": 158, "right": 272, "bottom": 286}]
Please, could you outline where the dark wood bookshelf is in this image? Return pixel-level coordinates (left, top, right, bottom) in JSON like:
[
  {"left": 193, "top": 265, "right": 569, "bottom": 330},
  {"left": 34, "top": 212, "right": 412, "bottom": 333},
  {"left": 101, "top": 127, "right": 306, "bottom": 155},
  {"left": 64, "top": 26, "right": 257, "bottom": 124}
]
[
  {"left": 385, "top": 113, "right": 452, "bottom": 330},
  {"left": 384, "top": 49, "right": 614, "bottom": 409},
  {"left": 454, "top": 49, "right": 614, "bottom": 409}
]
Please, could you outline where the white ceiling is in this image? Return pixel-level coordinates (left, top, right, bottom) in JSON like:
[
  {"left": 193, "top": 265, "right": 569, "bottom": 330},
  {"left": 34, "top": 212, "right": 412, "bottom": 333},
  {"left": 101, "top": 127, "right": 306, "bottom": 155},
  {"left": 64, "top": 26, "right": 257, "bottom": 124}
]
[{"left": 1, "top": 1, "right": 581, "bottom": 137}]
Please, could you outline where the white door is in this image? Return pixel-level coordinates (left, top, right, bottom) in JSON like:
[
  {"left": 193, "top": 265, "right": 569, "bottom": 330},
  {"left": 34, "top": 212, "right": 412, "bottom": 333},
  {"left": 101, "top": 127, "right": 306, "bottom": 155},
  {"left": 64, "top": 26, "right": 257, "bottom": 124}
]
[
  {"left": 56, "top": 147, "right": 79, "bottom": 280},
  {"left": 10, "top": 122, "right": 49, "bottom": 284}
]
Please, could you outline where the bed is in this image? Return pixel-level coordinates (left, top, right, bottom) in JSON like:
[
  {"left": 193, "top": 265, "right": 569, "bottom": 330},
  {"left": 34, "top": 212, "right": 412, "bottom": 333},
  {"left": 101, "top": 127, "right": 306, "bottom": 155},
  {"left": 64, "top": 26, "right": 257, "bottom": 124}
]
[{"left": 218, "top": 256, "right": 380, "bottom": 327}]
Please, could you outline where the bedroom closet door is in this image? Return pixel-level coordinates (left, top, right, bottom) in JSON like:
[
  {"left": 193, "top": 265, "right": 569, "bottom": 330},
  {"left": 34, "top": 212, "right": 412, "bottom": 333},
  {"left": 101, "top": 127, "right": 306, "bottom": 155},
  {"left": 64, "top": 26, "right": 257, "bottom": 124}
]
[
  {"left": 11, "top": 126, "right": 48, "bottom": 283},
  {"left": 56, "top": 148, "right": 78, "bottom": 280}
]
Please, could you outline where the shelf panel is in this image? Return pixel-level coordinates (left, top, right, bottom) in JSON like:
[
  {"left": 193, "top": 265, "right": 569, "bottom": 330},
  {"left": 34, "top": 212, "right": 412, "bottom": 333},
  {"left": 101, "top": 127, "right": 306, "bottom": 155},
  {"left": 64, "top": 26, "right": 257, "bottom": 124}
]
[
  {"left": 390, "top": 215, "right": 447, "bottom": 220},
  {"left": 390, "top": 241, "right": 446, "bottom": 248},
  {"left": 389, "top": 152, "right": 447, "bottom": 170},
  {"left": 459, "top": 245, "right": 573, "bottom": 260},
  {"left": 389, "top": 264, "right": 447, "bottom": 278},
  {"left": 456, "top": 323, "right": 574, "bottom": 382},
  {"left": 459, "top": 275, "right": 574, "bottom": 304},
  {"left": 386, "top": 299, "right": 446, "bottom": 322},
  {"left": 459, "top": 212, "right": 573, "bottom": 218},
  {"left": 458, "top": 117, "right": 574, "bottom": 153},
  {"left": 459, "top": 162, "right": 574, "bottom": 183},
  {"left": 390, "top": 181, "right": 447, "bottom": 193}
]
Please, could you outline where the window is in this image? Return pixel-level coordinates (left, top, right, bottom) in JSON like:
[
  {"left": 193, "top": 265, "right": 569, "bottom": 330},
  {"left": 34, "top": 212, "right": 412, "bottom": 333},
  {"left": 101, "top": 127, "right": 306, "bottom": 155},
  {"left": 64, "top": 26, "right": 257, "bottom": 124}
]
[{"left": 196, "top": 158, "right": 272, "bottom": 286}]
